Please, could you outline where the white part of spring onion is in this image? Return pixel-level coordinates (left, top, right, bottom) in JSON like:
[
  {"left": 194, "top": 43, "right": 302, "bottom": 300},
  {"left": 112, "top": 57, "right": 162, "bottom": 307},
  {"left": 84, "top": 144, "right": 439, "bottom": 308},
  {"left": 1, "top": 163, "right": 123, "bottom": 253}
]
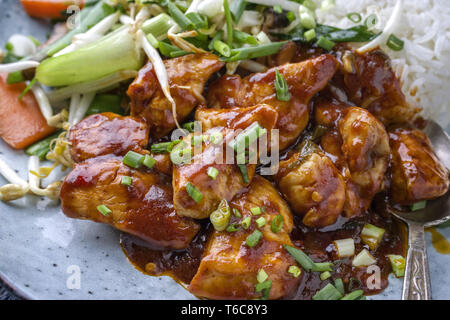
[
  {"left": 256, "top": 31, "right": 271, "bottom": 44},
  {"left": 46, "top": 70, "right": 138, "bottom": 103},
  {"left": 137, "top": 29, "right": 180, "bottom": 129},
  {"left": 31, "top": 83, "right": 53, "bottom": 121},
  {"left": 8, "top": 34, "right": 37, "bottom": 57},
  {"left": 357, "top": 0, "right": 403, "bottom": 53},
  {"left": 197, "top": 0, "right": 224, "bottom": 18},
  {"left": 237, "top": 10, "right": 264, "bottom": 30},
  {"left": 70, "top": 92, "right": 96, "bottom": 127},
  {"left": 360, "top": 223, "right": 386, "bottom": 250},
  {"left": 240, "top": 59, "right": 268, "bottom": 72},
  {"left": 333, "top": 238, "right": 355, "bottom": 258},
  {"left": 0, "top": 157, "right": 28, "bottom": 187},
  {"left": 352, "top": 249, "right": 376, "bottom": 267},
  {"left": 120, "top": 14, "right": 134, "bottom": 25},
  {"left": 68, "top": 93, "right": 81, "bottom": 127},
  {"left": 186, "top": 0, "right": 203, "bottom": 14},
  {"left": 246, "top": 0, "right": 299, "bottom": 12},
  {"left": 0, "top": 60, "right": 39, "bottom": 73},
  {"left": 55, "top": 12, "right": 121, "bottom": 57}
]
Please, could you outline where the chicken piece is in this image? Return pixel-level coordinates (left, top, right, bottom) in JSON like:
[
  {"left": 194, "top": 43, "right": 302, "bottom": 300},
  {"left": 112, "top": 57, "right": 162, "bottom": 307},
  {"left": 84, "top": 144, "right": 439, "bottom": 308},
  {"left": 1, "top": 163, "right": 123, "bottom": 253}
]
[
  {"left": 127, "top": 53, "right": 224, "bottom": 139},
  {"left": 60, "top": 156, "right": 200, "bottom": 249},
  {"left": 174, "top": 105, "right": 278, "bottom": 219},
  {"left": 206, "top": 55, "right": 339, "bottom": 150},
  {"left": 319, "top": 107, "right": 390, "bottom": 217},
  {"left": 69, "top": 112, "right": 149, "bottom": 163},
  {"left": 275, "top": 142, "right": 346, "bottom": 227},
  {"left": 189, "top": 176, "right": 300, "bottom": 300},
  {"left": 389, "top": 127, "right": 449, "bottom": 204}
]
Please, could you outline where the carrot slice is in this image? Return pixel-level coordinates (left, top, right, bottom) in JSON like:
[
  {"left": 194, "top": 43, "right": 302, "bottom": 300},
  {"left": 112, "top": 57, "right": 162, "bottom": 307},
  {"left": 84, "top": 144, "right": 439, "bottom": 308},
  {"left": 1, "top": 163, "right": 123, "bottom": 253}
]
[
  {"left": 21, "top": 0, "right": 84, "bottom": 19},
  {"left": 0, "top": 73, "right": 55, "bottom": 150}
]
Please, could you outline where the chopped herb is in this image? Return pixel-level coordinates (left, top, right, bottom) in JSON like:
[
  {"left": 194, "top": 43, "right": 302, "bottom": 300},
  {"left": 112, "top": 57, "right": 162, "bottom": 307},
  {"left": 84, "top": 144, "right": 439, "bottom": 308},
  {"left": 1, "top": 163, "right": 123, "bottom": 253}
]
[
  {"left": 233, "top": 208, "right": 242, "bottom": 218},
  {"left": 312, "top": 283, "right": 343, "bottom": 300},
  {"left": 347, "top": 12, "right": 362, "bottom": 23},
  {"left": 274, "top": 69, "right": 290, "bottom": 101},
  {"left": 186, "top": 182, "right": 203, "bottom": 203},
  {"left": 341, "top": 289, "right": 364, "bottom": 300},
  {"left": 288, "top": 265, "right": 301, "bottom": 278},
  {"left": 257, "top": 269, "right": 268, "bottom": 283},
  {"left": 143, "top": 155, "right": 156, "bottom": 169},
  {"left": 241, "top": 216, "right": 251, "bottom": 229},
  {"left": 207, "top": 167, "right": 219, "bottom": 180},
  {"left": 123, "top": 151, "right": 145, "bottom": 169},
  {"left": 387, "top": 34, "right": 404, "bottom": 51},
  {"left": 320, "top": 271, "right": 331, "bottom": 281},
  {"left": 316, "top": 36, "right": 335, "bottom": 51},
  {"left": 250, "top": 207, "right": 262, "bottom": 215},
  {"left": 121, "top": 176, "right": 132, "bottom": 186},
  {"left": 246, "top": 229, "right": 263, "bottom": 247},
  {"left": 271, "top": 214, "right": 283, "bottom": 233},
  {"left": 97, "top": 204, "right": 111, "bottom": 216},
  {"left": 226, "top": 223, "right": 241, "bottom": 232},
  {"left": 256, "top": 217, "right": 266, "bottom": 228}
]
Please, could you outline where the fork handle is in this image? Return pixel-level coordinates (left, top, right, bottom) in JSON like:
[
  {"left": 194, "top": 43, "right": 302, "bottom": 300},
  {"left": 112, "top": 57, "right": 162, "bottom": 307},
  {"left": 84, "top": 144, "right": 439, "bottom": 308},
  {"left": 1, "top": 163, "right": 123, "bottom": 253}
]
[{"left": 402, "top": 222, "right": 431, "bottom": 300}]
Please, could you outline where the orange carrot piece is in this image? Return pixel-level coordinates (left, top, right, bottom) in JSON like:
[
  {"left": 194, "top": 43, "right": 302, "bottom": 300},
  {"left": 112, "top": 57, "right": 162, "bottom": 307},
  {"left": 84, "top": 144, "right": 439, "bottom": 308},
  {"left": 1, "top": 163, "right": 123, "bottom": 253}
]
[
  {"left": 0, "top": 73, "right": 55, "bottom": 150},
  {"left": 20, "top": 0, "right": 84, "bottom": 19}
]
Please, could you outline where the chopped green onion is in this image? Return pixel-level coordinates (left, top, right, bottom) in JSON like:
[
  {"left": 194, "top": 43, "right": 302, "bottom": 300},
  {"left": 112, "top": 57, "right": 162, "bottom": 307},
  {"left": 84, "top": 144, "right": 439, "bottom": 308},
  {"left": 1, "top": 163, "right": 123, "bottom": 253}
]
[
  {"left": 224, "top": 41, "right": 286, "bottom": 62},
  {"left": 347, "top": 12, "right": 362, "bottom": 23},
  {"left": 246, "top": 229, "right": 263, "bottom": 247},
  {"left": 141, "top": 13, "right": 176, "bottom": 38},
  {"left": 302, "top": 0, "right": 316, "bottom": 11},
  {"left": 170, "top": 143, "right": 192, "bottom": 165},
  {"left": 251, "top": 207, "right": 262, "bottom": 216},
  {"left": 257, "top": 269, "right": 268, "bottom": 283},
  {"left": 304, "top": 29, "right": 316, "bottom": 42},
  {"left": 352, "top": 249, "right": 376, "bottom": 267},
  {"left": 86, "top": 94, "right": 123, "bottom": 116},
  {"left": 223, "top": 0, "right": 233, "bottom": 46},
  {"left": 208, "top": 30, "right": 224, "bottom": 50},
  {"left": 288, "top": 265, "right": 302, "bottom": 278},
  {"left": 237, "top": 164, "right": 250, "bottom": 184},
  {"left": 271, "top": 214, "right": 283, "bottom": 233},
  {"left": 283, "top": 245, "right": 315, "bottom": 272},
  {"left": 185, "top": 12, "right": 208, "bottom": 29},
  {"left": 213, "top": 40, "right": 232, "bottom": 57},
  {"left": 273, "top": 5, "right": 283, "bottom": 14},
  {"left": 411, "top": 200, "right": 426, "bottom": 211},
  {"left": 229, "top": 122, "right": 267, "bottom": 152},
  {"left": 186, "top": 182, "right": 203, "bottom": 203},
  {"left": 18, "top": 78, "right": 37, "bottom": 100},
  {"left": 364, "top": 13, "right": 378, "bottom": 29},
  {"left": 143, "top": 155, "right": 156, "bottom": 169},
  {"left": 286, "top": 11, "right": 296, "bottom": 22},
  {"left": 386, "top": 34, "right": 404, "bottom": 51},
  {"left": 226, "top": 223, "right": 241, "bottom": 232},
  {"left": 168, "top": 1, "right": 194, "bottom": 30},
  {"left": 146, "top": 33, "right": 159, "bottom": 48},
  {"left": 97, "top": 204, "right": 112, "bottom": 216},
  {"left": 6, "top": 71, "right": 24, "bottom": 85},
  {"left": 334, "top": 278, "right": 345, "bottom": 295},
  {"left": 341, "top": 290, "right": 364, "bottom": 300},
  {"left": 256, "top": 217, "right": 266, "bottom": 228},
  {"left": 121, "top": 176, "right": 132, "bottom": 186},
  {"left": 299, "top": 5, "right": 316, "bottom": 29},
  {"left": 191, "top": 135, "right": 203, "bottom": 146},
  {"left": 230, "top": 0, "right": 246, "bottom": 22},
  {"left": 209, "top": 131, "right": 223, "bottom": 145},
  {"left": 123, "top": 151, "right": 145, "bottom": 169},
  {"left": 233, "top": 30, "right": 258, "bottom": 45},
  {"left": 210, "top": 199, "right": 231, "bottom": 231},
  {"left": 255, "top": 279, "right": 272, "bottom": 300},
  {"left": 207, "top": 167, "right": 219, "bottom": 180},
  {"left": 333, "top": 238, "right": 355, "bottom": 258},
  {"left": 387, "top": 254, "right": 405, "bottom": 277},
  {"left": 151, "top": 140, "right": 181, "bottom": 154},
  {"left": 312, "top": 283, "right": 343, "bottom": 300},
  {"left": 360, "top": 223, "right": 385, "bottom": 250},
  {"left": 320, "top": 271, "right": 331, "bottom": 281},
  {"left": 233, "top": 208, "right": 242, "bottom": 218},
  {"left": 159, "top": 41, "right": 188, "bottom": 57},
  {"left": 312, "top": 262, "right": 333, "bottom": 272},
  {"left": 274, "top": 69, "right": 290, "bottom": 101},
  {"left": 182, "top": 121, "right": 199, "bottom": 133},
  {"left": 241, "top": 216, "right": 251, "bottom": 229},
  {"left": 316, "top": 36, "right": 335, "bottom": 51}
]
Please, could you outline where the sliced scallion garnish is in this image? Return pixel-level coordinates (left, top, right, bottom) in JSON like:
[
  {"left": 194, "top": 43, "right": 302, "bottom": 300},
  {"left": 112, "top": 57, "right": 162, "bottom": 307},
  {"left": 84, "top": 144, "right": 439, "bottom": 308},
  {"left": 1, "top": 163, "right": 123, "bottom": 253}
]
[
  {"left": 97, "top": 204, "right": 112, "bottom": 216},
  {"left": 257, "top": 269, "right": 268, "bottom": 283},
  {"left": 246, "top": 229, "right": 263, "bottom": 247},
  {"left": 320, "top": 271, "right": 331, "bottom": 281},
  {"left": 316, "top": 36, "right": 335, "bottom": 51},
  {"left": 121, "top": 176, "right": 132, "bottom": 186},
  {"left": 341, "top": 289, "right": 364, "bottom": 300},
  {"left": 226, "top": 223, "right": 241, "bottom": 232},
  {"left": 386, "top": 34, "right": 404, "bottom": 51},
  {"left": 256, "top": 217, "right": 266, "bottom": 228},
  {"left": 223, "top": 0, "right": 233, "bottom": 46},
  {"left": 288, "top": 265, "right": 302, "bottom": 278},
  {"left": 250, "top": 207, "right": 262, "bottom": 216},
  {"left": 271, "top": 214, "right": 283, "bottom": 233},
  {"left": 213, "top": 39, "right": 231, "bottom": 57},
  {"left": 123, "top": 151, "right": 145, "bottom": 169},
  {"left": 347, "top": 12, "right": 362, "bottom": 23},
  {"left": 207, "top": 167, "right": 219, "bottom": 180},
  {"left": 237, "top": 164, "right": 249, "bottom": 184},
  {"left": 411, "top": 200, "right": 427, "bottom": 211},
  {"left": 241, "top": 216, "right": 251, "bottom": 229},
  {"left": 168, "top": 1, "right": 194, "bottom": 31},
  {"left": 312, "top": 283, "right": 343, "bottom": 300},
  {"left": 274, "top": 69, "right": 290, "bottom": 101},
  {"left": 151, "top": 140, "right": 181, "bottom": 154},
  {"left": 186, "top": 182, "right": 203, "bottom": 203},
  {"left": 223, "top": 41, "right": 286, "bottom": 62},
  {"left": 143, "top": 154, "right": 156, "bottom": 169}
]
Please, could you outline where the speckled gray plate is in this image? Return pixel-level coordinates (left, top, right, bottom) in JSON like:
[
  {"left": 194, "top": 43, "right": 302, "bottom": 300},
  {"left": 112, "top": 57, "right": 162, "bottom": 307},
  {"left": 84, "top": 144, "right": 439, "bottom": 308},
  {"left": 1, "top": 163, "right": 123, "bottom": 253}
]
[{"left": 0, "top": 0, "right": 449, "bottom": 300}]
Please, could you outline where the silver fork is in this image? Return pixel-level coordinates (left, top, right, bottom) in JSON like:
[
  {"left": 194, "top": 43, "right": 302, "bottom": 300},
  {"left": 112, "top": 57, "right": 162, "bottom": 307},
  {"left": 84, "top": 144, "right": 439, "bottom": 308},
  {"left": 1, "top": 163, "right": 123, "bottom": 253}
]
[{"left": 389, "top": 120, "right": 450, "bottom": 300}]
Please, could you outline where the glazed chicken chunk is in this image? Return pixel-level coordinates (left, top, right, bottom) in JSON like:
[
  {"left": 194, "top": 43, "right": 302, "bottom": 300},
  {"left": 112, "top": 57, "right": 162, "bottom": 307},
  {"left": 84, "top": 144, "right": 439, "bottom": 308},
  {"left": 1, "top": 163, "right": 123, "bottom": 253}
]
[
  {"left": 389, "top": 127, "right": 449, "bottom": 204},
  {"left": 173, "top": 104, "right": 278, "bottom": 219},
  {"left": 206, "top": 54, "right": 339, "bottom": 150},
  {"left": 189, "top": 176, "right": 300, "bottom": 300},
  {"left": 60, "top": 156, "right": 200, "bottom": 249},
  {"left": 127, "top": 53, "right": 224, "bottom": 139},
  {"left": 275, "top": 142, "right": 346, "bottom": 228},
  {"left": 69, "top": 112, "right": 149, "bottom": 163}
]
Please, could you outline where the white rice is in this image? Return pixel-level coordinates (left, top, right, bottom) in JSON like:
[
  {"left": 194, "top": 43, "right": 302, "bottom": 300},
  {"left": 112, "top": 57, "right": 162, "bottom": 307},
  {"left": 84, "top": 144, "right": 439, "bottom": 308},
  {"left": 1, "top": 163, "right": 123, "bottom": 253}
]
[{"left": 314, "top": 0, "right": 450, "bottom": 128}]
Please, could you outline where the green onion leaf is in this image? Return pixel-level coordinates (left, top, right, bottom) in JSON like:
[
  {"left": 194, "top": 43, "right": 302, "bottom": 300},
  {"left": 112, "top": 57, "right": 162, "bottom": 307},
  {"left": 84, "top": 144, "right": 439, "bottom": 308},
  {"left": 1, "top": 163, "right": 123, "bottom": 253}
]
[
  {"left": 207, "top": 167, "right": 219, "bottom": 180},
  {"left": 246, "top": 229, "right": 263, "bottom": 247},
  {"left": 237, "top": 164, "right": 250, "bottom": 184},
  {"left": 255, "top": 279, "right": 272, "bottom": 300},
  {"left": 208, "top": 30, "right": 224, "bottom": 50},
  {"left": 288, "top": 265, "right": 302, "bottom": 278},
  {"left": 186, "top": 12, "right": 208, "bottom": 29},
  {"left": 97, "top": 204, "right": 112, "bottom": 216},
  {"left": 143, "top": 154, "right": 156, "bottom": 169},
  {"left": 209, "top": 131, "right": 223, "bottom": 145},
  {"left": 320, "top": 271, "right": 331, "bottom": 281},
  {"left": 250, "top": 207, "right": 262, "bottom": 216},
  {"left": 312, "top": 283, "right": 343, "bottom": 300},
  {"left": 233, "top": 30, "right": 258, "bottom": 45},
  {"left": 210, "top": 199, "right": 232, "bottom": 231},
  {"left": 283, "top": 244, "right": 314, "bottom": 272},
  {"left": 18, "top": 78, "right": 37, "bottom": 100},
  {"left": 233, "top": 208, "right": 242, "bottom": 218},
  {"left": 256, "top": 217, "right": 266, "bottom": 228},
  {"left": 186, "top": 182, "right": 203, "bottom": 203},
  {"left": 271, "top": 214, "right": 284, "bottom": 233},
  {"left": 316, "top": 36, "right": 335, "bottom": 51},
  {"left": 229, "top": 122, "right": 267, "bottom": 152},
  {"left": 123, "top": 151, "right": 145, "bottom": 169},
  {"left": 213, "top": 40, "right": 232, "bottom": 57},
  {"left": 347, "top": 12, "right": 362, "bottom": 23},
  {"left": 341, "top": 289, "right": 364, "bottom": 300},
  {"left": 364, "top": 13, "right": 378, "bottom": 29},
  {"left": 334, "top": 278, "right": 345, "bottom": 295},
  {"left": 312, "top": 262, "right": 333, "bottom": 272},
  {"left": 274, "top": 69, "right": 290, "bottom": 101},
  {"left": 226, "top": 223, "right": 241, "bottom": 232},
  {"left": 411, "top": 200, "right": 427, "bottom": 211},
  {"left": 223, "top": 0, "right": 233, "bottom": 46},
  {"left": 230, "top": 0, "right": 246, "bottom": 22},
  {"left": 304, "top": 29, "right": 316, "bottom": 42},
  {"left": 223, "top": 41, "right": 286, "bottom": 62},
  {"left": 241, "top": 216, "right": 251, "bottom": 229},
  {"left": 151, "top": 140, "right": 181, "bottom": 154},
  {"left": 121, "top": 176, "right": 132, "bottom": 186},
  {"left": 386, "top": 34, "right": 404, "bottom": 51},
  {"left": 257, "top": 269, "right": 268, "bottom": 283},
  {"left": 182, "top": 121, "right": 199, "bottom": 133},
  {"left": 168, "top": 1, "right": 194, "bottom": 31},
  {"left": 25, "top": 131, "right": 61, "bottom": 160}
]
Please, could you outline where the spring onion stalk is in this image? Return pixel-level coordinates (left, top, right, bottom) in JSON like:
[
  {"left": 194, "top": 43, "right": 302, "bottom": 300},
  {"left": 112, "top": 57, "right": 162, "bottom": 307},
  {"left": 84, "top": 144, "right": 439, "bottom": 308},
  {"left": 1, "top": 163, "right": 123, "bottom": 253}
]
[
  {"left": 97, "top": 204, "right": 112, "bottom": 216},
  {"left": 256, "top": 217, "right": 266, "bottom": 227},
  {"left": 304, "top": 29, "right": 316, "bottom": 41},
  {"left": 45, "top": 1, "right": 115, "bottom": 57},
  {"left": 352, "top": 249, "right": 376, "bottom": 267},
  {"left": 210, "top": 199, "right": 231, "bottom": 231},
  {"left": 141, "top": 13, "right": 175, "bottom": 38},
  {"left": 312, "top": 262, "right": 333, "bottom": 272},
  {"left": 123, "top": 151, "right": 145, "bottom": 169},
  {"left": 255, "top": 279, "right": 271, "bottom": 299},
  {"left": 246, "top": 0, "right": 299, "bottom": 12},
  {"left": 224, "top": 41, "right": 286, "bottom": 62},
  {"left": 47, "top": 70, "right": 138, "bottom": 103},
  {"left": 357, "top": 0, "right": 403, "bottom": 53},
  {"left": 69, "top": 92, "right": 96, "bottom": 127},
  {"left": 121, "top": 176, "right": 132, "bottom": 186},
  {"left": 288, "top": 265, "right": 301, "bottom": 278},
  {"left": 334, "top": 278, "right": 345, "bottom": 295},
  {"left": 229, "top": 122, "right": 266, "bottom": 152},
  {"left": 7, "top": 34, "right": 37, "bottom": 57},
  {"left": 30, "top": 83, "right": 53, "bottom": 121},
  {"left": 186, "top": 182, "right": 203, "bottom": 203},
  {"left": 333, "top": 238, "right": 355, "bottom": 258},
  {"left": 251, "top": 207, "right": 262, "bottom": 215},
  {"left": 233, "top": 208, "right": 241, "bottom": 218},
  {"left": 68, "top": 94, "right": 81, "bottom": 126},
  {"left": 233, "top": 30, "right": 258, "bottom": 45},
  {"left": 230, "top": 0, "right": 246, "bottom": 22},
  {"left": 137, "top": 30, "right": 181, "bottom": 130},
  {"left": 237, "top": 164, "right": 249, "bottom": 183},
  {"left": 151, "top": 140, "right": 182, "bottom": 154},
  {"left": 213, "top": 40, "right": 231, "bottom": 57},
  {"left": 386, "top": 34, "right": 404, "bottom": 51},
  {"left": 387, "top": 254, "right": 405, "bottom": 277},
  {"left": 143, "top": 155, "right": 156, "bottom": 169},
  {"left": 271, "top": 214, "right": 283, "bottom": 233},
  {"left": 223, "top": 0, "right": 233, "bottom": 46},
  {"left": 241, "top": 216, "right": 251, "bottom": 229},
  {"left": 257, "top": 269, "right": 268, "bottom": 283},
  {"left": 320, "top": 271, "right": 331, "bottom": 281},
  {"left": 246, "top": 229, "right": 263, "bottom": 247},
  {"left": 347, "top": 12, "right": 362, "bottom": 23},
  {"left": 274, "top": 69, "right": 290, "bottom": 101},
  {"left": 256, "top": 31, "right": 271, "bottom": 44},
  {"left": 312, "top": 283, "right": 343, "bottom": 300},
  {"left": 226, "top": 223, "right": 240, "bottom": 232},
  {"left": 341, "top": 290, "right": 364, "bottom": 300},
  {"left": 299, "top": 5, "right": 316, "bottom": 29},
  {"left": 168, "top": 1, "right": 195, "bottom": 31},
  {"left": 283, "top": 245, "right": 315, "bottom": 272},
  {"left": 360, "top": 223, "right": 385, "bottom": 250},
  {"left": 207, "top": 167, "right": 219, "bottom": 180},
  {"left": 37, "top": 26, "right": 143, "bottom": 87},
  {"left": 0, "top": 60, "right": 39, "bottom": 73},
  {"left": 316, "top": 36, "right": 335, "bottom": 51},
  {"left": 54, "top": 11, "right": 121, "bottom": 57}
]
